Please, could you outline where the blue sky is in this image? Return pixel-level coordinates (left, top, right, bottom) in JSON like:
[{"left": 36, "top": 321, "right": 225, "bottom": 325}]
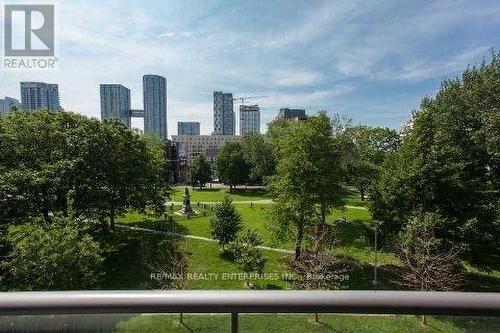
[{"left": 1, "top": 0, "right": 499, "bottom": 136}]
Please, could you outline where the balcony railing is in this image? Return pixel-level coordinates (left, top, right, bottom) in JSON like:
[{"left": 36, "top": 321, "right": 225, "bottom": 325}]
[{"left": 1, "top": 291, "right": 499, "bottom": 332}]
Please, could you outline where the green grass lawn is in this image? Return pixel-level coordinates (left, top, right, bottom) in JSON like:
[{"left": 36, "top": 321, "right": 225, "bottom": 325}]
[
  {"left": 118, "top": 203, "right": 396, "bottom": 266},
  {"left": 114, "top": 313, "right": 500, "bottom": 333},
  {"left": 101, "top": 228, "right": 500, "bottom": 331},
  {"left": 168, "top": 186, "right": 368, "bottom": 207},
  {"left": 100, "top": 227, "right": 291, "bottom": 290},
  {"left": 183, "top": 237, "right": 289, "bottom": 290},
  {"left": 117, "top": 202, "right": 400, "bottom": 290},
  {"left": 340, "top": 186, "right": 368, "bottom": 207},
  {"left": 116, "top": 186, "right": 500, "bottom": 292},
  {"left": 169, "top": 186, "right": 271, "bottom": 202}
]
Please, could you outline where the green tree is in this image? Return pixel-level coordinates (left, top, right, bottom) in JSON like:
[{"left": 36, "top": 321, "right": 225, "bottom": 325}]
[
  {"left": 266, "top": 118, "right": 294, "bottom": 159},
  {"left": 190, "top": 155, "right": 212, "bottom": 189},
  {"left": 0, "top": 112, "right": 170, "bottom": 228},
  {"left": 268, "top": 112, "right": 344, "bottom": 260},
  {"left": 346, "top": 160, "right": 379, "bottom": 202},
  {"left": 343, "top": 125, "right": 400, "bottom": 201},
  {"left": 241, "top": 133, "right": 276, "bottom": 184},
  {"left": 73, "top": 121, "right": 170, "bottom": 229},
  {"left": 209, "top": 196, "right": 242, "bottom": 247},
  {"left": 139, "top": 134, "right": 172, "bottom": 215},
  {"left": 0, "top": 111, "right": 89, "bottom": 225},
  {"left": 372, "top": 52, "right": 500, "bottom": 270},
  {"left": 308, "top": 112, "right": 345, "bottom": 227},
  {"left": 216, "top": 141, "right": 250, "bottom": 191},
  {"left": 226, "top": 229, "right": 266, "bottom": 287},
  {"left": 3, "top": 219, "right": 103, "bottom": 290}
]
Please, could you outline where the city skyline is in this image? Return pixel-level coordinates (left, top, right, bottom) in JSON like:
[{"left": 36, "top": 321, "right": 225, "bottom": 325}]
[
  {"left": 178, "top": 121, "right": 200, "bottom": 135},
  {"left": 0, "top": 96, "right": 20, "bottom": 118},
  {"left": 99, "top": 75, "right": 167, "bottom": 139},
  {"left": 20, "top": 82, "right": 61, "bottom": 112},
  {"left": 1, "top": 1, "right": 499, "bottom": 136},
  {"left": 239, "top": 105, "right": 260, "bottom": 136},
  {"left": 3, "top": 79, "right": 271, "bottom": 138},
  {"left": 213, "top": 91, "right": 235, "bottom": 135},
  {"left": 100, "top": 84, "right": 131, "bottom": 127},
  {"left": 143, "top": 75, "right": 168, "bottom": 139}
]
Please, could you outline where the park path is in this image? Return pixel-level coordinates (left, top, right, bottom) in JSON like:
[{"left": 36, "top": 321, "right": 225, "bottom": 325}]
[
  {"left": 167, "top": 199, "right": 273, "bottom": 205},
  {"left": 116, "top": 224, "right": 294, "bottom": 254},
  {"left": 167, "top": 199, "right": 368, "bottom": 211}
]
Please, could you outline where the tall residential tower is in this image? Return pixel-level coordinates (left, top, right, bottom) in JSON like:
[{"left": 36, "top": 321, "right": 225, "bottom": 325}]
[
  {"left": 239, "top": 104, "right": 260, "bottom": 136},
  {"left": 0, "top": 97, "right": 20, "bottom": 118},
  {"left": 20, "top": 82, "right": 61, "bottom": 111},
  {"left": 100, "top": 84, "right": 131, "bottom": 127},
  {"left": 178, "top": 122, "right": 200, "bottom": 135},
  {"left": 213, "top": 91, "right": 234, "bottom": 135},
  {"left": 276, "top": 108, "right": 307, "bottom": 120},
  {"left": 143, "top": 75, "right": 167, "bottom": 140}
]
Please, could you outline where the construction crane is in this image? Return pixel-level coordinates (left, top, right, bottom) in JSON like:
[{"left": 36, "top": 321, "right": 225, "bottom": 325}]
[{"left": 232, "top": 95, "right": 268, "bottom": 104}]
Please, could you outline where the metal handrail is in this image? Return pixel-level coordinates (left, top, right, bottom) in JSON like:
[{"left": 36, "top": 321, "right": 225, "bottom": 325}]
[{"left": 1, "top": 290, "right": 499, "bottom": 316}]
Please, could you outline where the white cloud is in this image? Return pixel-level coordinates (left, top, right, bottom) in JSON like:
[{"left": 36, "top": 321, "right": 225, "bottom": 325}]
[
  {"left": 258, "top": 84, "right": 356, "bottom": 108},
  {"left": 376, "top": 45, "right": 492, "bottom": 81},
  {"left": 157, "top": 31, "right": 193, "bottom": 39},
  {"left": 2, "top": 0, "right": 499, "bottom": 137},
  {"left": 274, "top": 70, "right": 323, "bottom": 87}
]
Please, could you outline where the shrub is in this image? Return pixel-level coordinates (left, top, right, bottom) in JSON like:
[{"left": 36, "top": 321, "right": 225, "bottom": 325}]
[
  {"left": 3, "top": 219, "right": 103, "bottom": 290},
  {"left": 209, "top": 196, "right": 241, "bottom": 247}
]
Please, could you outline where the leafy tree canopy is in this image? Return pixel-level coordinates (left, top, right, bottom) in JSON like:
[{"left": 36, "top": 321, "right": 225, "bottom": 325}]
[
  {"left": 241, "top": 133, "right": 276, "bottom": 184},
  {"left": 268, "top": 112, "right": 344, "bottom": 259},
  {"left": 216, "top": 141, "right": 250, "bottom": 191},
  {"left": 209, "top": 196, "right": 242, "bottom": 247},
  {"left": 0, "top": 111, "right": 170, "bottom": 228},
  {"left": 372, "top": 52, "right": 500, "bottom": 270},
  {"left": 190, "top": 154, "right": 212, "bottom": 189},
  {"left": 3, "top": 218, "right": 103, "bottom": 290}
]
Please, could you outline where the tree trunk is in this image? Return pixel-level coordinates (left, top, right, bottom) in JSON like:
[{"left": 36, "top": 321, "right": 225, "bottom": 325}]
[
  {"left": 320, "top": 204, "right": 327, "bottom": 227},
  {"left": 295, "top": 215, "right": 305, "bottom": 260},
  {"left": 58, "top": 190, "right": 68, "bottom": 217},
  {"left": 42, "top": 208, "right": 51, "bottom": 225},
  {"left": 100, "top": 218, "right": 109, "bottom": 232},
  {"left": 360, "top": 187, "right": 365, "bottom": 201},
  {"left": 42, "top": 189, "right": 52, "bottom": 225},
  {"left": 420, "top": 284, "right": 427, "bottom": 325},
  {"left": 315, "top": 313, "right": 320, "bottom": 322},
  {"left": 110, "top": 206, "right": 115, "bottom": 229}
]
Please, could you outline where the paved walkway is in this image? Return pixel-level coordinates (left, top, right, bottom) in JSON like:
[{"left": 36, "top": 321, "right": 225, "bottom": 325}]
[
  {"left": 117, "top": 224, "right": 294, "bottom": 254},
  {"left": 167, "top": 200, "right": 369, "bottom": 211},
  {"left": 119, "top": 201, "right": 368, "bottom": 255}
]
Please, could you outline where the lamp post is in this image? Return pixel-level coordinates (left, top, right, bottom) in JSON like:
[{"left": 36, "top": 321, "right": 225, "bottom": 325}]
[{"left": 372, "top": 220, "right": 383, "bottom": 288}]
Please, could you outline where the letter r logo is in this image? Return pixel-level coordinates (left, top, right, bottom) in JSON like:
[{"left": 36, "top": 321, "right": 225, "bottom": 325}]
[{"left": 4, "top": 5, "right": 55, "bottom": 56}]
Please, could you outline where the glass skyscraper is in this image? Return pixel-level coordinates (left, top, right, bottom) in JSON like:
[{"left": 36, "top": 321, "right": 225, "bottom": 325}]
[
  {"left": 0, "top": 97, "right": 20, "bottom": 118},
  {"left": 143, "top": 75, "right": 167, "bottom": 140},
  {"left": 178, "top": 122, "right": 200, "bottom": 135},
  {"left": 20, "top": 82, "right": 61, "bottom": 111},
  {"left": 100, "top": 84, "right": 131, "bottom": 127},
  {"left": 213, "top": 91, "right": 235, "bottom": 135},
  {"left": 239, "top": 104, "right": 260, "bottom": 136}
]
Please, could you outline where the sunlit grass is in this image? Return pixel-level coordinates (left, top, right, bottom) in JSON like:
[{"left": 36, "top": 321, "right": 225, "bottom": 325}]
[
  {"left": 114, "top": 313, "right": 499, "bottom": 333},
  {"left": 169, "top": 186, "right": 270, "bottom": 203}
]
